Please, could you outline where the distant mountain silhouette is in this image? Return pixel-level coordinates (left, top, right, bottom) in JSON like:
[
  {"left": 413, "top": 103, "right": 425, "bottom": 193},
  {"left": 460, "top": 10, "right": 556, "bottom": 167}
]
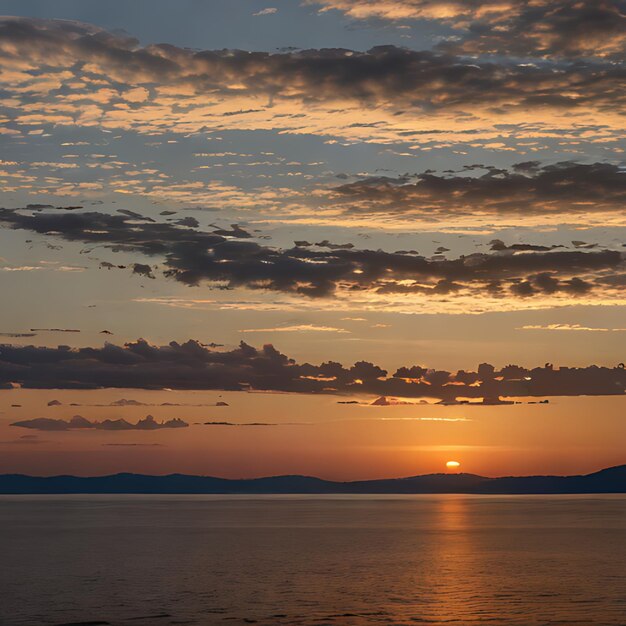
[{"left": 0, "top": 466, "right": 624, "bottom": 494}]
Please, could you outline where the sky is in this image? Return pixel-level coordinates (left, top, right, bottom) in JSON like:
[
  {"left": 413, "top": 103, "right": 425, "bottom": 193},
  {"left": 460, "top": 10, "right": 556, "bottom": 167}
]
[{"left": 0, "top": 0, "right": 624, "bottom": 479}]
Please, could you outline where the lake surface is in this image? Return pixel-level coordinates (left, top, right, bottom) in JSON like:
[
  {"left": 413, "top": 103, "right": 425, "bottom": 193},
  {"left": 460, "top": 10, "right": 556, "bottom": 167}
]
[{"left": 0, "top": 495, "right": 624, "bottom": 625}]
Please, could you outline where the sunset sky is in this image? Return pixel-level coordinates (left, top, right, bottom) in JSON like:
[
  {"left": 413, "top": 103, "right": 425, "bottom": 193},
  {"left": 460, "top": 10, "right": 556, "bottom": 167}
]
[{"left": 0, "top": 0, "right": 624, "bottom": 479}]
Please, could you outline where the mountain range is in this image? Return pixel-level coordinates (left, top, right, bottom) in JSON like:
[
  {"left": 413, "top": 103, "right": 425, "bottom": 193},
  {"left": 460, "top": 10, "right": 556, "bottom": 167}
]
[{"left": 0, "top": 465, "right": 624, "bottom": 494}]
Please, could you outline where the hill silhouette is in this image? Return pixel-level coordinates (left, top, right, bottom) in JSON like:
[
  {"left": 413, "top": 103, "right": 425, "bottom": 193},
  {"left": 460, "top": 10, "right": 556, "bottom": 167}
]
[{"left": 0, "top": 466, "right": 624, "bottom": 494}]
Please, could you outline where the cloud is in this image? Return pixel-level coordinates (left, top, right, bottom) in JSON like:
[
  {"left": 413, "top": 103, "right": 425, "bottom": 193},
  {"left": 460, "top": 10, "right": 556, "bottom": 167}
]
[
  {"left": 240, "top": 324, "right": 350, "bottom": 333},
  {"left": 253, "top": 8, "right": 278, "bottom": 16},
  {"left": 210, "top": 224, "right": 253, "bottom": 238},
  {"left": 330, "top": 162, "right": 626, "bottom": 219},
  {"left": 370, "top": 395, "right": 416, "bottom": 405},
  {"left": 309, "top": 1, "right": 626, "bottom": 59},
  {"left": 203, "top": 421, "right": 278, "bottom": 426},
  {"left": 131, "top": 263, "right": 156, "bottom": 279},
  {"left": 518, "top": 324, "right": 626, "bottom": 332},
  {"left": 440, "top": 0, "right": 626, "bottom": 59},
  {"left": 0, "top": 208, "right": 623, "bottom": 302},
  {"left": 0, "top": 338, "right": 624, "bottom": 400},
  {"left": 11, "top": 414, "right": 189, "bottom": 431},
  {"left": 69, "top": 398, "right": 229, "bottom": 407},
  {"left": 0, "top": 16, "right": 623, "bottom": 147},
  {"left": 0, "top": 435, "right": 50, "bottom": 445},
  {"left": 29, "top": 328, "right": 80, "bottom": 333},
  {"left": 308, "top": 0, "right": 522, "bottom": 22}
]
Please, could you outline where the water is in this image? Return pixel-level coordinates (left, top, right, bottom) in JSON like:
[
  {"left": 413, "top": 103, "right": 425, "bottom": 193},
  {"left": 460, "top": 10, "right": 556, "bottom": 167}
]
[{"left": 0, "top": 495, "right": 624, "bottom": 625}]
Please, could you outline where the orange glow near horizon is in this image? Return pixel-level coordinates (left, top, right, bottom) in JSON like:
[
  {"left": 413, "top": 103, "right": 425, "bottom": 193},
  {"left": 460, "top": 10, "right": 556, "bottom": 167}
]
[{"left": 1, "top": 388, "right": 623, "bottom": 480}]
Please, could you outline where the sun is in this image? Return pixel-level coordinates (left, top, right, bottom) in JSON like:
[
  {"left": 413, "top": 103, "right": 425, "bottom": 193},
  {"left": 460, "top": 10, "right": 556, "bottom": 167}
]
[{"left": 446, "top": 460, "right": 461, "bottom": 471}]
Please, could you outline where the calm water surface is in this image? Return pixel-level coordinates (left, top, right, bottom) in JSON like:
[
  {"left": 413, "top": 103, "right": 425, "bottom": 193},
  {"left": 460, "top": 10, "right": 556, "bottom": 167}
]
[{"left": 0, "top": 495, "right": 624, "bottom": 626}]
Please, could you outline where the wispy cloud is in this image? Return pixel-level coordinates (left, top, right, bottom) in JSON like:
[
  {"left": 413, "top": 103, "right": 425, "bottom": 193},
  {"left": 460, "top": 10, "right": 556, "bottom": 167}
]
[
  {"left": 519, "top": 324, "right": 626, "bottom": 332},
  {"left": 240, "top": 324, "right": 350, "bottom": 333},
  {"left": 253, "top": 7, "right": 278, "bottom": 16}
]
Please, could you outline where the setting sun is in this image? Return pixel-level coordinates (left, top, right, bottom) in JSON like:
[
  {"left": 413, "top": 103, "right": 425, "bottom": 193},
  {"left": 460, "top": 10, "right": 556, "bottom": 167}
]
[{"left": 446, "top": 461, "right": 461, "bottom": 470}]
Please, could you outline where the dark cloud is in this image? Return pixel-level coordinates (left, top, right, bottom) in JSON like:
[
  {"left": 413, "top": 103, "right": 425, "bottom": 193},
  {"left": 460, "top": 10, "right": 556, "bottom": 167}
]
[
  {"left": 210, "top": 224, "right": 253, "bottom": 238},
  {"left": 331, "top": 162, "right": 626, "bottom": 218},
  {"left": 0, "top": 208, "right": 622, "bottom": 299},
  {"left": 0, "top": 338, "right": 624, "bottom": 400},
  {"left": 70, "top": 398, "right": 229, "bottom": 407},
  {"left": 110, "top": 398, "right": 145, "bottom": 406},
  {"left": 490, "top": 240, "right": 562, "bottom": 253},
  {"left": 117, "top": 209, "right": 155, "bottom": 222},
  {"left": 0, "top": 17, "right": 623, "bottom": 113},
  {"left": 131, "top": 263, "right": 156, "bottom": 279},
  {"left": 30, "top": 328, "right": 80, "bottom": 333},
  {"left": 11, "top": 414, "right": 188, "bottom": 431},
  {"left": 25, "top": 204, "right": 53, "bottom": 210},
  {"left": 509, "top": 273, "right": 594, "bottom": 297},
  {"left": 0, "top": 209, "right": 223, "bottom": 256},
  {"left": 173, "top": 217, "right": 200, "bottom": 228},
  {"left": 599, "top": 273, "right": 626, "bottom": 287},
  {"left": 25, "top": 204, "right": 83, "bottom": 211},
  {"left": 315, "top": 240, "right": 355, "bottom": 250},
  {"left": 438, "top": 0, "right": 626, "bottom": 59}
]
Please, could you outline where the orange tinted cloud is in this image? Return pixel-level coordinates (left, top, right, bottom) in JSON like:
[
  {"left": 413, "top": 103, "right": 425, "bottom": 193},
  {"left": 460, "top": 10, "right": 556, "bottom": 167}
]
[
  {"left": 0, "top": 17, "right": 624, "bottom": 146},
  {"left": 310, "top": 0, "right": 626, "bottom": 58}
]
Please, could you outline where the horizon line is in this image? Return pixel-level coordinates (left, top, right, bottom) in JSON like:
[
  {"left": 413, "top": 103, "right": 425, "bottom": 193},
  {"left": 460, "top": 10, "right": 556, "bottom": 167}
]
[{"left": 2, "top": 463, "right": 624, "bottom": 482}]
